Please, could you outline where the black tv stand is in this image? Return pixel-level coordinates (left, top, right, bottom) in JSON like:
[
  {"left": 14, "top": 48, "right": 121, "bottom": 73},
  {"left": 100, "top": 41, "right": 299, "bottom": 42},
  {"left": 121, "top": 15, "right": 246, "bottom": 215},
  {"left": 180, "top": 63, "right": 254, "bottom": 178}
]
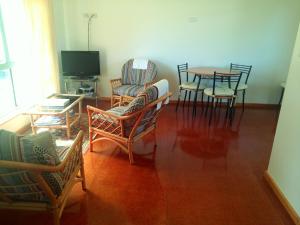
[{"left": 63, "top": 76, "right": 99, "bottom": 106}]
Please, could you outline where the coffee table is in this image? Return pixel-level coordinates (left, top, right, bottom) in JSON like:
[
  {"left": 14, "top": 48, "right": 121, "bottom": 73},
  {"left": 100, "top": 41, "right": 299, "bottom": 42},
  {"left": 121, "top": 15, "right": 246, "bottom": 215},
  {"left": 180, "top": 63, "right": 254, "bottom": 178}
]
[{"left": 23, "top": 94, "right": 84, "bottom": 139}]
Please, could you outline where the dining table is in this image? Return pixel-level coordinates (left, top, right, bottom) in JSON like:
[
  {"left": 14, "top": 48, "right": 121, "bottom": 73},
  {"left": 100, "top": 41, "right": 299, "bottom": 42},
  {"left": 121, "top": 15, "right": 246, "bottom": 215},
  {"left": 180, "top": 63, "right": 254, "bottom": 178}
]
[{"left": 186, "top": 67, "right": 241, "bottom": 115}]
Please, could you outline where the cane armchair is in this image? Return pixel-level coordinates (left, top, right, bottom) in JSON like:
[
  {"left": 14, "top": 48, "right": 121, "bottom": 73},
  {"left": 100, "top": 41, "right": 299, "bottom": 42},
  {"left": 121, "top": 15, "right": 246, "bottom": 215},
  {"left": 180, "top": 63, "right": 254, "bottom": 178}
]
[
  {"left": 0, "top": 130, "right": 86, "bottom": 225},
  {"left": 88, "top": 82, "right": 171, "bottom": 164},
  {"left": 110, "top": 59, "right": 158, "bottom": 107}
]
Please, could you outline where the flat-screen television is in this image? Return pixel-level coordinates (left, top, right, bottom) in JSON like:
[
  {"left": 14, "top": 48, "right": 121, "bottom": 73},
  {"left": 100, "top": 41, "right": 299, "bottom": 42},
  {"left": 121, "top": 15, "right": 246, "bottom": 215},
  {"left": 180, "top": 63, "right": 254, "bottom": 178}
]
[{"left": 61, "top": 51, "right": 100, "bottom": 77}]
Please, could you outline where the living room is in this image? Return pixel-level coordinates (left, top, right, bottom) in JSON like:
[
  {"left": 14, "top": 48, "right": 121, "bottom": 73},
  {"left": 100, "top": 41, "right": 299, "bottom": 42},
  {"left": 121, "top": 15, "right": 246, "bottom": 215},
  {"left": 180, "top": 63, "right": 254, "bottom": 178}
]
[{"left": 0, "top": 0, "right": 300, "bottom": 225}]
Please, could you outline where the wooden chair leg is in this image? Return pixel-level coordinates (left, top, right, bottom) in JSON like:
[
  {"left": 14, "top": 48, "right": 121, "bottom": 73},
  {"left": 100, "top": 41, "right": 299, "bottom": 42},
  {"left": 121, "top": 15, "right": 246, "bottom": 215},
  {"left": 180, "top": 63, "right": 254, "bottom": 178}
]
[
  {"left": 128, "top": 142, "right": 134, "bottom": 165},
  {"left": 53, "top": 208, "right": 60, "bottom": 225},
  {"left": 80, "top": 160, "right": 87, "bottom": 191},
  {"left": 111, "top": 96, "right": 114, "bottom": 107},
  {"left": 89, "top": 132, "right": 93, "bottom": 152}
]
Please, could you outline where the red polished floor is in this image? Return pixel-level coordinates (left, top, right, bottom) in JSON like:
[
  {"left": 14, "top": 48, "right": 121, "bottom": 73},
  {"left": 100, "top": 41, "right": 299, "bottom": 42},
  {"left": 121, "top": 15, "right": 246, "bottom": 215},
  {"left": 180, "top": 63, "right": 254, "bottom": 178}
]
[{"left": 0, "top": 103, "right": 293, "bottom": 225}]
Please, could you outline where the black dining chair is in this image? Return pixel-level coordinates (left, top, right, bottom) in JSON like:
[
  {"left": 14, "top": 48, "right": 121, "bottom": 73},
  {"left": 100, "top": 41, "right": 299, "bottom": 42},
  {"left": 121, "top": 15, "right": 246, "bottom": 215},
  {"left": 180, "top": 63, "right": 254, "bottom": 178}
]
[
  {"left": 176, "top": 63, "right": 206, "bottom": 111},
  {"left": 204, "top": 71, "right": 243, "bottom": 125},
  {"left": 230, "top": 63, "right": 252, "bottom": 111}
]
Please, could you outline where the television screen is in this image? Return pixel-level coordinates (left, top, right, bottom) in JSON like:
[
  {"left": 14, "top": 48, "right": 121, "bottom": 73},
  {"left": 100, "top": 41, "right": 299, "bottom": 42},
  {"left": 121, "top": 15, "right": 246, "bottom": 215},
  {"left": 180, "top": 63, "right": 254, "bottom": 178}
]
[{"left": 61, "top": 51, "right": 100, "bottom": 77}]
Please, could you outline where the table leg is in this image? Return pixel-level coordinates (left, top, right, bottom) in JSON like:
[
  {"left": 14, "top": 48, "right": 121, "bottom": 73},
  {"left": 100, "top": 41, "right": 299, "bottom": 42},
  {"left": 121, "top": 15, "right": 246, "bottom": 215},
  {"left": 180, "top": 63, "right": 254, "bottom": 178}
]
[
  {"left": 30, "top": 115, "right": 36, "bottom": 134},
  {"left": 192, "top": 75, "right": 201, "bottom": 116}
]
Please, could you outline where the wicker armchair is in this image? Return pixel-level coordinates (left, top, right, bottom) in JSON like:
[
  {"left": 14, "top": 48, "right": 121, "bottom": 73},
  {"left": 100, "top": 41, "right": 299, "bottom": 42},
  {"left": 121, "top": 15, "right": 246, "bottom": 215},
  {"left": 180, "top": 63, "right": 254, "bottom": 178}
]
[
  {"left": 88, "top": 81, "right": 171, "bottom": 164},
  {"left": 0, "top": 130, "right": 86, "bottom": 225},
  {"left": 110, "top": 59, "right": 157, "bottom": 107}
]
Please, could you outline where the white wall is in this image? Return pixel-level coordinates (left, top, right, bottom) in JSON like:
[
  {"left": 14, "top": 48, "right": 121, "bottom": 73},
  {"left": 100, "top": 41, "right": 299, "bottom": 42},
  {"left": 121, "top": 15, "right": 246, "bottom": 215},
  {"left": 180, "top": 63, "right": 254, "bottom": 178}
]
[
  {"left": 52, "top": 0, "right": 300, "bottom": 104},
  {"left": 268, "top": 23, "right": 300, "bottom": 216}
]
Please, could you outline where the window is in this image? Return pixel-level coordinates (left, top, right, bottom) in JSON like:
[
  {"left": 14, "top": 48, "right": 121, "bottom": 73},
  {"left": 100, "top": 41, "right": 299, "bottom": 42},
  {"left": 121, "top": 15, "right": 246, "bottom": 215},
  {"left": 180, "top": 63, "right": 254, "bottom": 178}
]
[
  {"left": 0, "top": 6, "right": 16, "bottom": 118},
  {"left": 0, "top": 1, "right": 59, "bottom": 121}
]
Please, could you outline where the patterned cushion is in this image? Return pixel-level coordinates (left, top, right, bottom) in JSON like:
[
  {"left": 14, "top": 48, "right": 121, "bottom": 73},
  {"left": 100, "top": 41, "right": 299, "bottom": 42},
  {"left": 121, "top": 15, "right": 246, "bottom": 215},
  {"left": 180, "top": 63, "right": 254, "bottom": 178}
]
[
  {"left": 20, "top": 132, "right": 60, "bottom": 166},
  {"left": 0, "top": 130, "right": 49, "bottom": 202},
  {"left": 204, "top": 87, "right": 234, "bottom": 97},
  {"left": 122, "top": 59, "right": 157, "bottom": 85},
  {"left": 20, "top": 132, "right": 64, "bottom": 196},
  {"left": 124, "top": 96, "right": 146, "bottom": 115},
  {"left": 137, "top": 85, "right": 159, "bottom": 104},
  {"left": 113, "top": 85, "right": 144, "bottom": 97}
]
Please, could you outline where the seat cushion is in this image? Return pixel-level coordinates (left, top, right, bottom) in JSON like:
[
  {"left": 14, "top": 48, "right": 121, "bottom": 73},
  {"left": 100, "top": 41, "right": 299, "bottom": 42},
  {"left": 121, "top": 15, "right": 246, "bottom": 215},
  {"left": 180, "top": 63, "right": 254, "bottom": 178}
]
[
  {"left": 180, "top": 82, "right": 206, "bottom": 90},
  {"left": 204, "top": 87, "right": 234, "bottom": 97},
  {"left": 113, "top": 85, "right": 144, "bottom": 97}
]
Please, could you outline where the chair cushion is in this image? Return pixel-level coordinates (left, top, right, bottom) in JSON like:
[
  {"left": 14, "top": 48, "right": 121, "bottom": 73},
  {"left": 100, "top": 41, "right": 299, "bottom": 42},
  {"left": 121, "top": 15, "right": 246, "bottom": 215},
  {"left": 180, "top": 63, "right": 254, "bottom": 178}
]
[
  {"left": 20, "top": 131, "right": 60, "bottom": 166},
  {"left": 0, "top": 130, "right": 50, "bottom": 202},
  {"left": 137, "top": 85, "right": 159, "bottom": 104},
  {"left": 113, "top": 85, "right": 144, "bottom": 97},
  {"left": 204, "top": 87, "right": 234, "bottom": 97},
  {"left": 20, "top": 132, "right": 64, "bottom": 196},
  {"left": 180, "top": 82, "right": 206, "bottom": 90},
  {"left": 0, "top": 129, "right": 22, "bottom": 161}
]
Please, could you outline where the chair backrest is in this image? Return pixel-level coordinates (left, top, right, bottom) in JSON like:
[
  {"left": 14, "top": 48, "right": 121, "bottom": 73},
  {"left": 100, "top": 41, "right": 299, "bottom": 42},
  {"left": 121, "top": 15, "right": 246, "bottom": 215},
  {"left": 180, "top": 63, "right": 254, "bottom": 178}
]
[
  {"left": 177, "top": 63, "right": 189, "bottom": 85},
  {"left": 122, "top": 59, "right": 157, "bottom": 85},
  {"left": 123, "top": 85, "right": 160, "bottom": 138},
  {"left": 212, "top": 72, "right": 243, "bottom": 96},
  {"left": 230, "top": 63, "right": 252, "bottom": 84}
]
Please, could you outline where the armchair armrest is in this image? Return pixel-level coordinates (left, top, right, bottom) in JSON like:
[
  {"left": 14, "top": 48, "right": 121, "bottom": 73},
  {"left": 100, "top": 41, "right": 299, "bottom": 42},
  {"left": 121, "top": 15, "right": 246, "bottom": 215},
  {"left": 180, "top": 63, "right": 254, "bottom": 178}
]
[{"left": 110, "top": 78, "right": 122, "bottom": 90}]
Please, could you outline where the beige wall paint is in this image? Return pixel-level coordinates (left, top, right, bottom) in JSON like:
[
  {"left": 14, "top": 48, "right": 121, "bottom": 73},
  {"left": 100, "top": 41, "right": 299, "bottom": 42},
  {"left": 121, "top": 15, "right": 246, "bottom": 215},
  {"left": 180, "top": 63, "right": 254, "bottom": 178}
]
[
  {"left": 52, "top": 0, "right": 300, "bottom": 104},
  {"left": 268, "top": 23, "right": 300, "bottom": 215}
]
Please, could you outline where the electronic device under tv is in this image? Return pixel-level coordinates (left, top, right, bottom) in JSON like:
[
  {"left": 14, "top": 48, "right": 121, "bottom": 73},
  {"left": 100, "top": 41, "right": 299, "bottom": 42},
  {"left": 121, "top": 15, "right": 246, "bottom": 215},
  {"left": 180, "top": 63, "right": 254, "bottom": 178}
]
[{"left": 61, "top": 51, "right": 100, "bottom": 77}]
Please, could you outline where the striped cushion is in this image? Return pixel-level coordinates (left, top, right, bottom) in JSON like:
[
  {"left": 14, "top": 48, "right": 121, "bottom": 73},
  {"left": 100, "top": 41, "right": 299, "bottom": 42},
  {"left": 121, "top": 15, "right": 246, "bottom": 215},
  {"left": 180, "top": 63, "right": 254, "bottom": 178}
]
[
  {"left": 0, "top": 130, "right": 49, "bottom": 202},
  {"left": 113, "top": 85, "right": 144, "bottom": 97},
  {"left": 122, "top": 59, "right": 157, "bottom": 85}
]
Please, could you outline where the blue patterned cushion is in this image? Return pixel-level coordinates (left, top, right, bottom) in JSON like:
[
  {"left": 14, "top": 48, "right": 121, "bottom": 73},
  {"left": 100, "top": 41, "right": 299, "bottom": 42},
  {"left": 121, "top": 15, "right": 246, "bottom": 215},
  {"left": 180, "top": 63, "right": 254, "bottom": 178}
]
[
  {"left": 113, "top": 85, "right": 144, "bottom": 97},
  {"left": 20, "top": 132, "right": 64, "bottom": 196},
  {"left": 20, "top": 131, "right": 60, "bottom": 166},
  {"left": 121, "top": 59, "right": 157, "bottom": 85}
]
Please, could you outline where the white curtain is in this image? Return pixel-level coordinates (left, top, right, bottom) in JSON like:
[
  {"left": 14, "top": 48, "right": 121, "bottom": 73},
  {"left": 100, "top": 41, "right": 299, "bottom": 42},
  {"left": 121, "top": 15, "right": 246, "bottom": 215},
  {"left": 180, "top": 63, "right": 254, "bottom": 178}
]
[{"left": 1, "top": 0, "right": 59, "bottom": 106}]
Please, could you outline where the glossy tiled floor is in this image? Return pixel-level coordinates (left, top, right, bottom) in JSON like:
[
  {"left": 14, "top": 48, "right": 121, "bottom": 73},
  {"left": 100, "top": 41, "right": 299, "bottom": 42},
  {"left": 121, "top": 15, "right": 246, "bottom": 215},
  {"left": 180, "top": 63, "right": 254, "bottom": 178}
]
[{"left": 0, "top": 103, "right": 294, "bottom": 225}]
